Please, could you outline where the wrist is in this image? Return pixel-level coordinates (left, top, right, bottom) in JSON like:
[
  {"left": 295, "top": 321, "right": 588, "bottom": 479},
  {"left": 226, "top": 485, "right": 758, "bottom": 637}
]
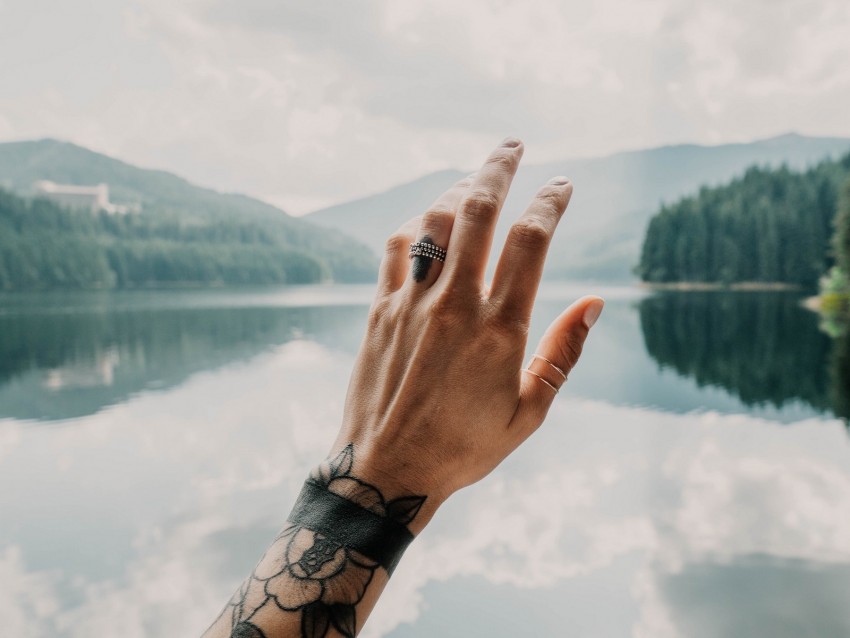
[
  {"left": 313, "top": 476, "right": 441, "bottom": 537},
  {"left": 325, "top": 434, "right": 452, "bottom": 531},
  {"left": 296, "top": 444, "right": 440, "bottom": 563}
]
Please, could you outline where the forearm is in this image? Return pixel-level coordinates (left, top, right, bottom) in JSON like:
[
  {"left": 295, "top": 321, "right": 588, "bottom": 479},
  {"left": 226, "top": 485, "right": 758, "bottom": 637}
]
[
  {"left": 203, "top": 138, "right": 602, "bottom": 637},
  {"left": 203, "top": 444, "right": 439, "bottom": 638}
]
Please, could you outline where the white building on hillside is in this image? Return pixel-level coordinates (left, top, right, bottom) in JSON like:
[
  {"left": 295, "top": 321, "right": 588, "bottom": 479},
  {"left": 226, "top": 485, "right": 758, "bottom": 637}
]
[{"left": 33, "top": 180, "right": 128, "bottom": 214}]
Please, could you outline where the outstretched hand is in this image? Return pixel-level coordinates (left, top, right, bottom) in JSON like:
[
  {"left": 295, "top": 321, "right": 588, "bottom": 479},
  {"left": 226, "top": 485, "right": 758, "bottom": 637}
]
[
  {"left": 205, "top": 138, "right": 604, "bottom": 638},
  {"left": 335, "top": 138, "right": 604, "bottom": 528}
]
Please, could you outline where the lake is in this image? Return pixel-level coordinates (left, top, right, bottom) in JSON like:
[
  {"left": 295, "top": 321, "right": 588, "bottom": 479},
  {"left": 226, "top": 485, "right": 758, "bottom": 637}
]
[{"left": 1, "top": 284, "right": 849, "bottom": 637}]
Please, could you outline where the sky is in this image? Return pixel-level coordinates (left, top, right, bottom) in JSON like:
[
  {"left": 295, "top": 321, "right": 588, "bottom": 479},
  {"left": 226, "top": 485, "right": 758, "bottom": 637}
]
[{"left": 1, "top": 0, "right": 849, "bottom": 215}]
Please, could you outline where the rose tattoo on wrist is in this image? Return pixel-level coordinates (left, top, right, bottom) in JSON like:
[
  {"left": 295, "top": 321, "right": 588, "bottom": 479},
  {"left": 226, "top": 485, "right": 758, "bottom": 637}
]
[{"left": 219, "top": 445, "right": 426, "bottom": 638}]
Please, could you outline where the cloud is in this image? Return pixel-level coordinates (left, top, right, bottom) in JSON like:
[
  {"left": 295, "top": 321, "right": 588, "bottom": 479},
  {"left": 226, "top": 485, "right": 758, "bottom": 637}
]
[
  {"left": 1, "top": 339, "right": 850, "bottom": 636},
  {"left": 364, "top": 402, "right": 850, "bottom": 636},
  {"left": 1, "top": 0, "right": 850, "bottom": 213},
  {"left": 0, "top": 546, "right": 60, "bottom": 638}
]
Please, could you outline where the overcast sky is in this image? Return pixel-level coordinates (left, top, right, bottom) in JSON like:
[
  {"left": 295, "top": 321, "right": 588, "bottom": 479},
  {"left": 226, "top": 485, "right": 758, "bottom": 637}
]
[{"left": 1, "top": 0, "right": 849, "bottom": 214}]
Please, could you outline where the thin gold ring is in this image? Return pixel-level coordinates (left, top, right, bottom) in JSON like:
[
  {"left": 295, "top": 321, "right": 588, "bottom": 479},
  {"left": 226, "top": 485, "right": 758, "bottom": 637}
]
[
  {"left": 530, "top": 354, "right": 567, "bottom": 380},
  {"left": 522, "top": 368, "right": 559, "bottom": 394}
]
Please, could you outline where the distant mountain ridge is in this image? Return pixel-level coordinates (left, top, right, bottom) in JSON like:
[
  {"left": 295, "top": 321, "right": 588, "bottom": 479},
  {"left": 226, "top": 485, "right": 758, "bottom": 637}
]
[
  {"left": 0, "top": 138, "right": 287, "bottom": 220},
  {"left": 0, "top": 139, "right": 378, "bottom": 283},
  {"left": 307, "top": 133, "right": 850, "bottom": 280}
]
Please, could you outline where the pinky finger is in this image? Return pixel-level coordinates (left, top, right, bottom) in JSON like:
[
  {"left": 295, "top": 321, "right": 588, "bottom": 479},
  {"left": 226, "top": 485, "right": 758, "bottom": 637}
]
[{"left": 510, "top": 296, "right": 604, "bottom": 438}]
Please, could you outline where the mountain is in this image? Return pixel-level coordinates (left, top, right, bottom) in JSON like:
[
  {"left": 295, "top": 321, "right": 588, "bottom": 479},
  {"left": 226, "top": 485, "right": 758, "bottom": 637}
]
[
  {"left": 0, "top": 139, "right": 378, "bottom": 283},
  {"left": 307, "top": 133, "right": 850, "bottom": 280}
]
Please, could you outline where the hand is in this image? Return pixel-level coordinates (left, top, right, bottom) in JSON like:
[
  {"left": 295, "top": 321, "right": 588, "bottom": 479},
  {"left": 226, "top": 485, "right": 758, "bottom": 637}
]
[
  {"left": 332, "top": 138, "right": 604, "bottom": 530},
  {"left": 204, "top": 139, "right": 605, "bottom": 638}
]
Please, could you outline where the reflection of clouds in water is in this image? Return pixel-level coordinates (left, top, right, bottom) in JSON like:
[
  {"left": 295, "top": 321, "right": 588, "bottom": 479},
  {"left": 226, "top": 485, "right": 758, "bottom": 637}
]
[
  {"left": 655, "top": 556, "right": 850, "bottom": 637},
  {"left": 0, "top": 422, "right": 22, "bottom": 461},
  {"left": 1, "top": 344, "right": 850, "bottom": 637},
  {"left": 368, "top": 402, "right": 850, "bottom": 637},
  {"left": 664, "top": 439, "right": 850, "bottom": 568},
  {"left": 367, "top": 468, "right": 657, "bottom": 637},
  {"left": 56, "top": 515, "right": 233, "bottom": 637},
  {"left": 0, "top": 546, "right": 60, "bottom": 638},
  {"left": 0, "top": 340, "right": 349, "bottom": 637}
]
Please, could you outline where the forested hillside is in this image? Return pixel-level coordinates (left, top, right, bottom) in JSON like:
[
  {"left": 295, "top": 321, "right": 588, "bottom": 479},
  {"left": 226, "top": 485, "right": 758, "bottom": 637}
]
[
  {"left": 0, "top": 189, "right": 374, "bottom": 289},
  {"left": 0, "top": 139, "right": 378, "bottom": 288},
  {"left": 637, "top": 153, "right": 850, "bottom": 287}
]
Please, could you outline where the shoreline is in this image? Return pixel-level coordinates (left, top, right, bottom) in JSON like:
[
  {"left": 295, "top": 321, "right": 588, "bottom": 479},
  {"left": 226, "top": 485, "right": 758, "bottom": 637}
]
[{"left": 639, "top": 281, "right": 805, "bottom": 292}]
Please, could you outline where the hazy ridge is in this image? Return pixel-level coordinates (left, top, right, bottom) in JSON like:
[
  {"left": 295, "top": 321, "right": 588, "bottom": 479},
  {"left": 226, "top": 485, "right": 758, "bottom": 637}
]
[{"left": 308, "top": 133, "right": 850, "bottom": 281}]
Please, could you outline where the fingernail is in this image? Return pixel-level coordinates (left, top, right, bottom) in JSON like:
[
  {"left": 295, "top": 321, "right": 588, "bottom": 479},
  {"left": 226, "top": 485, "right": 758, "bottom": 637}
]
[
  {"left": 583, "top": 299, "right": 604, "bottom": 328},
  {"left": 501, "top": 137, "right": 522, "bottom": 148},
  {"left": 548, "top": 176, "right": 570, "bottom": 185}
]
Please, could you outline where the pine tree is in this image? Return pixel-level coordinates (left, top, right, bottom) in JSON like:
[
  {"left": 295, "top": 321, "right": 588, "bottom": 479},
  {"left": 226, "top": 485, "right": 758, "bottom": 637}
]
[{"left": 834, "top": 176, "right": 850, "bottom": 276}]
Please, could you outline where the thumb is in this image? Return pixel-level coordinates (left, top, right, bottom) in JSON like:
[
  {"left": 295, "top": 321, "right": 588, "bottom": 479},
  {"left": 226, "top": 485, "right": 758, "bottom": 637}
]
[{"left": 511, "top": 295, "right": 604, "bottom": 435}]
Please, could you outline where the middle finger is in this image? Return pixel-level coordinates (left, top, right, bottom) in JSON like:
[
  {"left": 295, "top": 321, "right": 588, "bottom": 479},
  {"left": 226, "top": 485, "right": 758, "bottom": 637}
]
[{"left": 441, "top": 138, "right": 524, "bottom": 290}]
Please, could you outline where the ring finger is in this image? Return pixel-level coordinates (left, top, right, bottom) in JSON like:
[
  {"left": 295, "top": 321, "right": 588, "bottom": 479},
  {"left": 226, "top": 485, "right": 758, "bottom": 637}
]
[{"left": 407, "top": 172, "right": 475, "bottom": 288}]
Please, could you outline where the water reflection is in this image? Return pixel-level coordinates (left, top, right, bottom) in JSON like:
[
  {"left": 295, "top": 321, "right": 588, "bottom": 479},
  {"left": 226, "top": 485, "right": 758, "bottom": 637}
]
[
  {"left": 658, "top": 557, "right": 850, "bottom": 638},
  {"left": 639, "top": 291, "right": 850, "bottom": 421},
  {"left": 0, "top": 289, "right": 369, "bottom": 421},
  {"left": 1, "top": 287, "right": 849, "bottom": 637},
  {"left": 832, "top": 333, "right": 850, "bottom": 421},
  {"left": 1, "top": 345, "right": 849, "bottom": 637},
  {"left": 3, "top": 287, "right": 849, "bottom": 423}
]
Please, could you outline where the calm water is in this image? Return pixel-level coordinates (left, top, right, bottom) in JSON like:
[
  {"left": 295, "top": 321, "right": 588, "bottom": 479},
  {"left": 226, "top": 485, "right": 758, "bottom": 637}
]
[{"left": 1, "top": 284, "right": 849, "bottom": 637}]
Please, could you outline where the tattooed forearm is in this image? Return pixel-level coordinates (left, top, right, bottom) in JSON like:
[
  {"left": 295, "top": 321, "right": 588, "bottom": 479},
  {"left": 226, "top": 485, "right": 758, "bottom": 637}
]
[{"left": 209, "top": 444, "right": 426, "bottom": 638}]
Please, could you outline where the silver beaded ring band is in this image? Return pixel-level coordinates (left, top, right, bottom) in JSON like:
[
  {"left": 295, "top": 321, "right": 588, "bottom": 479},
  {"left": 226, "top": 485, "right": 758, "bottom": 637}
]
[{"left": 409, "top": 241, "right": 447, "bottom": 262}]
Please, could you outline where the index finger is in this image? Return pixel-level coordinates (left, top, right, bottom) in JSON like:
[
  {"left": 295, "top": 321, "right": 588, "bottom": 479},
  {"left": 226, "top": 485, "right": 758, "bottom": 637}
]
[{"left": 441, "top": 138, "right": 523, "bottom": 289}]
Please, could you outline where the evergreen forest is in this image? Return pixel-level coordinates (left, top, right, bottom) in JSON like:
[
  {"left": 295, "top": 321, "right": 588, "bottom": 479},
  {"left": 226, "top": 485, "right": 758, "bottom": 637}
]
[
  {"left": 637, "top": 153, "right": 850, "bottom": 289},
  {"left": 0, "top": 189, "right": 376, "bottom": 290}
]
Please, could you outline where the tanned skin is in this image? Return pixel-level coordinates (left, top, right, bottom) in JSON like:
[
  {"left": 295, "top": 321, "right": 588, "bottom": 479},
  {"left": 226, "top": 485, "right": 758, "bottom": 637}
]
[{"left": 203, "top": 138, "right": 604, "bottom": 638}]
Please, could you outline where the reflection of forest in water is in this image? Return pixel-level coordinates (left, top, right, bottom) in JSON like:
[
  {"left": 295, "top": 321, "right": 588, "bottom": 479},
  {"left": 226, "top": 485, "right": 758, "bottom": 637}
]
[
  {"left": 4, "top": 288, "right": 848, "bottom": 424},
  {"left": 639, "top": 292, "right": 850, "bottom": 421},
  {"left": 0, "top": 299, "right": 367, "bottom": 421}
]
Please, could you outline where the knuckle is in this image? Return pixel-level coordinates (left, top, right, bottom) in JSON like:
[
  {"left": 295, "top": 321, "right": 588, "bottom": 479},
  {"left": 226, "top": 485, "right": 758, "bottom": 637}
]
[
  {"left": 508, "top": 219, "right": 551, "bottom": 250},
  {"left": 367, "top": 296, "right": 394, "bottom": 331},
  {"left": 487, "top": 302, "right": 529, "bottom": 340},
  {"left": 462, "top": 189, "right": 500, "bottom": 221},
  {"left": 536, "top": 187, "right": 568, "bottom": 214},
  {"left": 421, "top": 206, "right": 454, "bottom": 229},
  {"left": 384, "top": 232, "right": 410, "bottom": 257},
  {"left": 429, "top": 284, "right": 479, "bottom": 327},
  {"left": 429, "top": 288, "right": 465, "bottom": 319},
  {"left": 485, "top": 151, "right": 518, "bottom": 172},
  {"left": 492, "top": 315, "right": 528, "bottom": 342}
]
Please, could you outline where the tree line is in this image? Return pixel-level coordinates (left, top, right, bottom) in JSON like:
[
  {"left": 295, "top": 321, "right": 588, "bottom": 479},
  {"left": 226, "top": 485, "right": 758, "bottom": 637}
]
[
  {"left": 637, "top": 153, "right": 850, "bottom": 289},
  {"left": 821, "top": 176, "right": 850, "bottom": 320},
  {"left": 0, "top": 189, "right": 377, "bottom": 290}
]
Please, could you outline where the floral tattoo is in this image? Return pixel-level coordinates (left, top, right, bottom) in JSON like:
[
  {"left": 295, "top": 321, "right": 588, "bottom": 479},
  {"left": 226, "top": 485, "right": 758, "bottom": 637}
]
[{"left": 210, "top": 445, "right": 426, "bottom": 638}]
